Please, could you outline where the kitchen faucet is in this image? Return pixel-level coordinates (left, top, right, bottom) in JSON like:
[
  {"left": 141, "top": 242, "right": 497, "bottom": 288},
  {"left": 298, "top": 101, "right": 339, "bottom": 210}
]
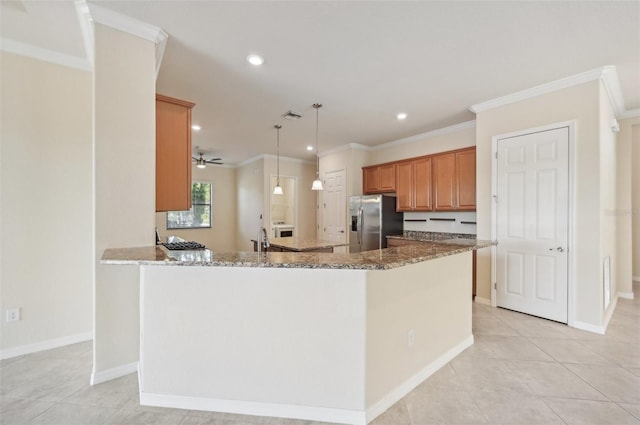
[{"left": 257, "top": 226, "right": 270, "bottom": 255}]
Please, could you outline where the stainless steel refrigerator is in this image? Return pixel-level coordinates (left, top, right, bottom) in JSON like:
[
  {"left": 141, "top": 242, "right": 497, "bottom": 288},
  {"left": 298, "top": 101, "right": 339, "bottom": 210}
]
[{"left": 349, "top": 194, "right": 403, "bottom": 252}]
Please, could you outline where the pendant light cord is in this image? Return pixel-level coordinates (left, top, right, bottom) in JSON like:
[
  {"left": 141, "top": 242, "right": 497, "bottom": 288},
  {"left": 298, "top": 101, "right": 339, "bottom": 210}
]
[
  {"left": 276, "top": 125, "right": 281, "bottom": 184},
  {"left": 313, "top": 103, "right": 322, "bottom": 178}
]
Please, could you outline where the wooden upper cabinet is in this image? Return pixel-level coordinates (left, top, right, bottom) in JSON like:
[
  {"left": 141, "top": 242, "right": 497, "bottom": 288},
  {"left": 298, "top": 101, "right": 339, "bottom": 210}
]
[
  {"left": 378, "top": 163, "right": 396, "bottom": 192},
  {"left": 395, "top": 157, "right": 432, "bottom": 212},
  {"left": 363, "top": 167, "right": 379, "bottom": 194},
  {"left": 432, "top": 147, "right": 476, "bottom": 211},
  {"left": 395, "top": 161, "right": 413, "bottom": 211},
  {"left": 363, "top": 146, "right": 476, "bottom": 212},
  {"left": 156, "top": 94, "right": 195, "bottom": 212},
  {"left": 456, "top": 148, "right": 476, "bottom": 210},
  {"left": 413, "top": 157, "right": 432, "bottom": 211},
  {"left": 362, "top": 163, "right": 396, "bottom": 194},
  {"left": 432, "top": 152, "right": 457, "bottom": 211}
]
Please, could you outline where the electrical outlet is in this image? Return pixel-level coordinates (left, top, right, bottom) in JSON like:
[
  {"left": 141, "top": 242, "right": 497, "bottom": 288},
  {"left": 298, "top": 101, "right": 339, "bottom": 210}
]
[
  {"left": 6, "top": 308, "right": 20, "bottom": 322},
  {"left": 407, "top": 329, "right": 415, "bottom": 348}
]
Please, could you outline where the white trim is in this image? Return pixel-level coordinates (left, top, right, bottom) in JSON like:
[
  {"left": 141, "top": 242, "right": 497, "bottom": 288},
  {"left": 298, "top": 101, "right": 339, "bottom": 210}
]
[
  {"left": 90, "top": 361, "right": 138, "bottom": 386},
  {"left": 140, "top": 392, "right": 366, "bottom": 425},
  {"left": 74, "top": 0, "right": 94, "bottom": 67},
  {"left": 573, "top": 320, "right": 605, "bottom": 335},
  {"left": 85, "top": 2, "right": 168, "bottom": 78},
  {"left": 0, "top": 37, "right": 91, "bottom": 71},
  {"left": 620, "top": 109, "right": 640, "bottom": 120},
  {"left": 474, "top": 297, "right": 491, "bottom": 306},
  {"left": 319, "top": 143, "right": 370, "bottom": 158},
  {"left": 600, "top": 67, "right": 625, "bottom": 117},
  {"left": 618, "top": 292, "right": 635, "bottom": 300},
  {"left": 237, "top": 154, "right": 313, "bottom": 168},
  {"left": 0, "top": 331, "right": 93, "bottom": 360},
  {"left": 370, "top": 120, "right": 476, "bottom": 151},
  {"left": 261, "top": 154, "right": 314, "bottom": 165},
  {"left": 365, "top": 334, "right": 474, "bottom": 424},
  {"left": 491, "top": 121, "right": 576, "bottom": 326},
  {"left": 469, "top": 66, "right": 626, "bottom": 118},
  {"left": 603, "top": 295, "right": 618, "bottom": 331}
]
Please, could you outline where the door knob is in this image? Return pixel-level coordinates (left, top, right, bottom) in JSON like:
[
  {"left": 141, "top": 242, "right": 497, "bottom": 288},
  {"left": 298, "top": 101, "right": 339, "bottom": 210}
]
[
  {"left": 339, "top": 230, "right": 345, "bottom": 233},
  {"left": 549, "top": 247, "right": 564, "bottom": 252}
]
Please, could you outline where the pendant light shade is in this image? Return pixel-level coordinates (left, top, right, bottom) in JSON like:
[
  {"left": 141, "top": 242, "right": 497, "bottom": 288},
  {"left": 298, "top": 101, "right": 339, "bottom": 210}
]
[
  {"left": 311, "top": 103, "right": 323, "bottom": 191},
  {"left": 273, "top": 124, "right": 283, "bottom": 195}
]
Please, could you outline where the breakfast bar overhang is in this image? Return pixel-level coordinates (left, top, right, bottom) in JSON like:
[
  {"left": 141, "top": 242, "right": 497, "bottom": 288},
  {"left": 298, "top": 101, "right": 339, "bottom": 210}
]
[{"left": 102, "top": 241, "right": 493, "bottom": 425}]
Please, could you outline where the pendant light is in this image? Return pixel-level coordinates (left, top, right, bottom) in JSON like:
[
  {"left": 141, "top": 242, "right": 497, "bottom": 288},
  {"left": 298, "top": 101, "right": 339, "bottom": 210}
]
[
  {"left": 273, "top": 124, "right": 283, "bottom": 195},
  {"left": 311, "top": 103, "right": 323, "bottom": 191}
]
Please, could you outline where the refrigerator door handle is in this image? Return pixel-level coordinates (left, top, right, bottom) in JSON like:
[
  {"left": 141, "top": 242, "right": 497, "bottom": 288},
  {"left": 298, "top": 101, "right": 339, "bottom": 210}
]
[{"left": 358, "top": 207, "right": 364, "bottom": 247}]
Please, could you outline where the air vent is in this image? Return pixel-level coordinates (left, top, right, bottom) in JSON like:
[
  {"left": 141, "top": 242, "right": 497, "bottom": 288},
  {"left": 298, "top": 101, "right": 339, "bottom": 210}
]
[{"left": 282, "top": 110, "right": 303, "bottom": 120}]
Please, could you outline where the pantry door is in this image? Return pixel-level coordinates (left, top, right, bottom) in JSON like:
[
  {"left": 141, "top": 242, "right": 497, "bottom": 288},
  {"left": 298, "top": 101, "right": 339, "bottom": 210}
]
[
  {"left": 496, "top": 126, "right": 569, "bottom": 323},
  {"left": 323, "top": 169, "right": 347, "bottom": 252}
]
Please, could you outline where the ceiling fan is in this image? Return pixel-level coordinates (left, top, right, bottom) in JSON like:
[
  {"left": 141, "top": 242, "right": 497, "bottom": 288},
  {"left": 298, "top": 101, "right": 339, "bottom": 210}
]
[{"left": 192, "top": 151, "right": 223, "bottom": 168}]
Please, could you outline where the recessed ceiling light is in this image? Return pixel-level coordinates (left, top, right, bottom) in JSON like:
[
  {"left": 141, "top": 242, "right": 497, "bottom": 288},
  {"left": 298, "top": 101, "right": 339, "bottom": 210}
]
[
  {"left": 192, "top": 124, "right": 201, "bottom": 131},
  {"left": 397, "top": 112, "right": 408, "bottom": 120},
  {"left": 306, "top": 146, "right": 314, "bottom": 151},
  {"left": 246, "top": 54, "right": 264, "bottom": 66}
]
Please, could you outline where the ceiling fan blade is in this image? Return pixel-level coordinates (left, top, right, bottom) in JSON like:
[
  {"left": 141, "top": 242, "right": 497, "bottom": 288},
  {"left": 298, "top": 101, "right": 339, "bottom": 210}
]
[{"left": 205, "top": 160, "right": 223, "bottom": 165}]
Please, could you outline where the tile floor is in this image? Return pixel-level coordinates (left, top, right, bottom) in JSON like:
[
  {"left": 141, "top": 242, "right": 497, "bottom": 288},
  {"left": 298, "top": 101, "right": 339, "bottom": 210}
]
[{"left": 1, "top": 284, "right": 639, "bottom": 425}]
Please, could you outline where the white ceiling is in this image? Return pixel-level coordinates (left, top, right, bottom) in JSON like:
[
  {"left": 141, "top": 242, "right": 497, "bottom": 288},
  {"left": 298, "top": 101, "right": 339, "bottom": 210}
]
[{"left": 2, "top": 1, "right": 639, "bottom": 165}]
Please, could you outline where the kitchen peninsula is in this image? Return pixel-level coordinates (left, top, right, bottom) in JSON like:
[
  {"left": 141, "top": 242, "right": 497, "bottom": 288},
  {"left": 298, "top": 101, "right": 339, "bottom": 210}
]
[
  {"left": 250, "top": 236, "right": 348, "bottom": 253},
  {"left": 102, "top": 240, "right": 493, "bottom": 425}
]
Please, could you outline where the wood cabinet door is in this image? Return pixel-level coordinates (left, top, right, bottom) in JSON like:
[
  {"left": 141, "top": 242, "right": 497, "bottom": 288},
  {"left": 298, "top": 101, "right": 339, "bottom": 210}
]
[
  {"left": 363, "top": 167, "right": 379, "bottom": 194},
  {"left": 456, "top": 148, "right": 476, "bottom": 210},
  {"left": 156, "top": 95, "right": 195, "bottom": 212},
  {"left": 413, "top": 157, "right": 432, "bottom": 211},
  {"left": 432, "top": 152, "right": 456, "bottom": 211},
  {"left": 378, "top": 163, "right": 396, "bottom": 192},
  {"left": 395, "top": 161, "right": 414, "bottom": 211}
]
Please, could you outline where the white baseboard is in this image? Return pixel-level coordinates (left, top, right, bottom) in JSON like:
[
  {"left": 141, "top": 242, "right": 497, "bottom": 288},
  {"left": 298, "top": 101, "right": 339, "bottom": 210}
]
[
  {"left": 140, "top": 392, "right": 366, "bottom": 425},
  {"left": 573, "top": 320, "right": 605, "bottom": 335},
  {"left": 618, "top": 292, "right": 635, "bottom": 300},
  {"left": 633, "top": 276, "right": 640, "bottom": 283},
  {"left": 365, "top": 334, "right": 474, "bottom": 424},
  {"left": 474, "top": 297, "right": 491, "bottom": 306},
  {"left": 603, "top": 295, "right": 619, "bottom": 331},
  {"left": 140, "top": 335, "right": 474, "bottom": 425},
  {"left": 0, "top": 331, "right": 93, "bottom": 360},
  {"left": 91, "top": 361, "right": 138, "bottom": 386}
]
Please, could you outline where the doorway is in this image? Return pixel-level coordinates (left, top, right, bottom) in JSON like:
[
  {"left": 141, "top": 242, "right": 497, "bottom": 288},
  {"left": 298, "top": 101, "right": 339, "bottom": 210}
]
[
  {"left": 323, "top": 169, "right": 347, "bottom": 251},
  {"left": 494, "top": 125, "right": 571, "bottom": 323}
]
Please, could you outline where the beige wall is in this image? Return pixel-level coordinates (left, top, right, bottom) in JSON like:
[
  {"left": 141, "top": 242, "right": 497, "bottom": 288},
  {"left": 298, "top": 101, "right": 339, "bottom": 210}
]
[
  {"left": 619, "top": 117, "right": 640, "bottom": 282},
  {"left": 93, "top": 24, "right": 157, "bottom": 377},
  {"left": 0, "top": 52, "right": 93, "bottom": 354},
  {"left": 634, "top": 124, "right": 640, "bottom": 281},
  {"left": 155, "top": 165, "right": 237, "bottom": 251},
  {"left": 367, "top": 125, "right": 475, "bottom": 166},
  {"left": 475, "top": 80, "right": 618, "bottom": 328}
]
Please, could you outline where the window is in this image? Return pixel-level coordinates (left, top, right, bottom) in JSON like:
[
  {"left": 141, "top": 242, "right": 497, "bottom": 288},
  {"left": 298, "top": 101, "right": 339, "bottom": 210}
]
[{"left": 167, "top": 182, "right": 212, "bottom": 229}]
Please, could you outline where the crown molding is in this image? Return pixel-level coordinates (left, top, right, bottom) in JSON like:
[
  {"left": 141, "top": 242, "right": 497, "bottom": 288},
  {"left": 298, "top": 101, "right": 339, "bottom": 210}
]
[
  {"left": 319, "top": 143, "right": 370, "bottom": 158},
  {"left": 79, "top": 1, "right": 168, "bottom": 78},
  {"left": 469, "top": 66, "right": 627, "bottom": 118},
  {"left": 619, "top": 108, "right": 640, "bottom": 120},
  {"left": 371, "top": 120, "right": 476, "bottom": 151},
  {"left": 237, "top": 154, "right": 313, "bottom": 168},
  {"left": 0, "top": 37, "right": 91, "bottom": 71}
]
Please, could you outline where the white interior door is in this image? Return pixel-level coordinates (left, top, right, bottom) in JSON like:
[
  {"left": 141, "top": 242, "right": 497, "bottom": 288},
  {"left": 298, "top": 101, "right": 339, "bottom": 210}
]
[
  {"left": 496, "top": 127, "right": 569, "bottom": 323},
  {"left": 323, "top": 170, "right": 346, "bottom": 250}
]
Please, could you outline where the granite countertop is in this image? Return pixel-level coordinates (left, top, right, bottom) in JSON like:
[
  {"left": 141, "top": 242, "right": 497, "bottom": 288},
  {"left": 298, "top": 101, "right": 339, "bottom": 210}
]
[
  {"left": 101, "top": 239, "right": 495, "bottom": 270},
  {"left": 256, "top": 237, "right": 349, "bottom": 252}
]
